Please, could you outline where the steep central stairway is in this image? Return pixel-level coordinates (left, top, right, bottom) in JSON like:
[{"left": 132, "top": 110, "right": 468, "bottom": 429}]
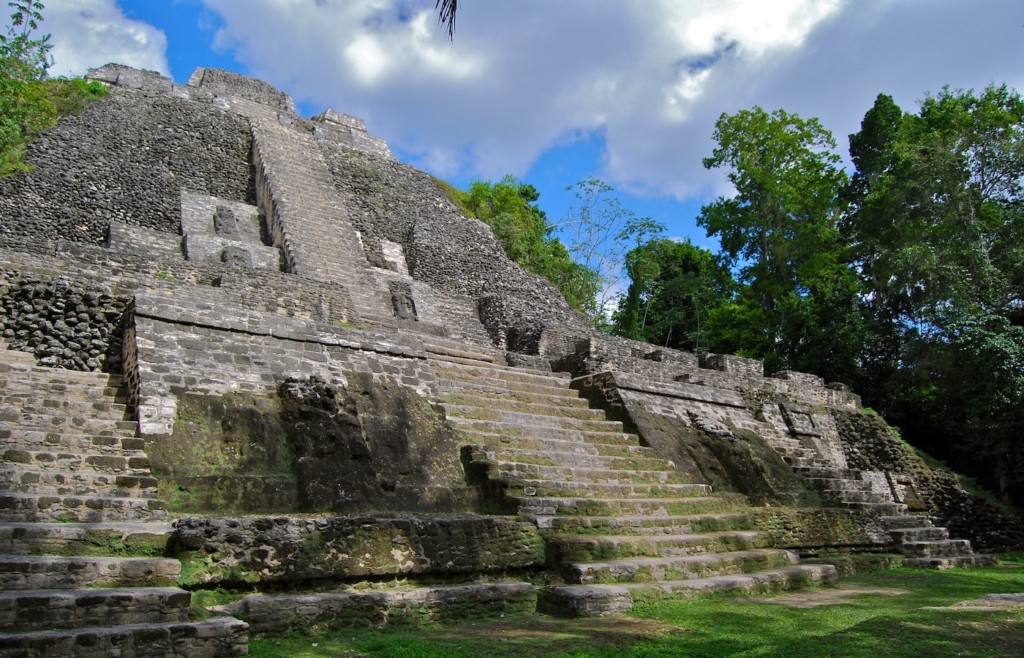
[
  {"left": 427, "top": 340, "right": 836, "bottom": 616},
  {"left": 0, "top": 342, "right": 247, "bottom": 656}
]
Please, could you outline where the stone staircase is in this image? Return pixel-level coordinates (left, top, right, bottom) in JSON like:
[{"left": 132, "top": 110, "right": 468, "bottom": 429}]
[
  {"left": 236, "top": 99, "right": 398, "bottom": 331},
  {"left": 429, "top": 343, "right": 837, "bottom": 617},
  {"left": 0, "top": 342, "right": 248, "bottom": 656},
  {"left": 790, "top": 461, "right": 994, "bottom": 569}
]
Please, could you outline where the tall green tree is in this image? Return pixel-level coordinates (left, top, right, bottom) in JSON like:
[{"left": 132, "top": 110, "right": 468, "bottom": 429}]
[
  {"left": 847, "top": 86, "right": 1024, "bottom": 323},
  {"left": 921, "top": 311, "right": 1024, "bottom": 502},
  {"left": 613, "top": 238, "right": 734, "bottom": 352},
  {"left": 846, "top": 85, "right": 1024, "bottom": 501},
  {"left": 697, "top": 107, "right": 851, "bottom": 371}
]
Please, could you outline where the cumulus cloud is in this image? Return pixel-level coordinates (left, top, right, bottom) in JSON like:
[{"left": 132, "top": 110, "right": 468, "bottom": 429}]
[
  {"left": 197, "top": 0, "right": 856, "bottom": 193},
  {"left": 100, "top": 0, "right": 1022, "bottom": 205},
  {"left": 45, "top": 0, "right": 168, "bottom": 77}
]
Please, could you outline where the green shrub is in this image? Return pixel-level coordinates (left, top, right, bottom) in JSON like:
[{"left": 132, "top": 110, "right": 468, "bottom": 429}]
[{"left": 0, "top": 74, "right": 108, "bottom": 175}]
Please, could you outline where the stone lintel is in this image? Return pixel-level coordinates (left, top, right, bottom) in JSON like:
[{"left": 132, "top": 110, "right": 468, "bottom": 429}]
[{"left": 313, "top": 109, "right": 367, "bottom": 132}]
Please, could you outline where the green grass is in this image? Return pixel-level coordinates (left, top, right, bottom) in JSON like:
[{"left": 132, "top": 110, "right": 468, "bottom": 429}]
[{"left": 248, "top": 555, "right": 1024, "bottom": 657}]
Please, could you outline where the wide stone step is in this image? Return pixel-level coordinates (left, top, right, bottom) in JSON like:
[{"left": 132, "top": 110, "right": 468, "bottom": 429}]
[
  {"left": 444, "top": 404, "right": 615, "bottom": 427},
  {"left": 889, "top": 527, "right": 948, "bottom": 543},
  {"left": 535, "top": 512, "right": 756, "bottom": 535},
  {"left": 0, "top": 381, "right": 126, "bottom": 401},
  {"left": 430, "top": 354, "right": 566, "bottom": 380},
  {"left": 512, "top": 494, "right": 747, "bottom": 518},
  {"left": 1, "top": 448, "right": 150, "bottom": 473},
  {"left": 0, "top": 363, "right": 123, "bottom": 387},
  {"left": 447, "top": 418, "right": 642, "bottom": 446},
  {"left": 903, "top": 554, "right": 997, "bottom": 569},
  {"left": 0, "top": 395, "right": 129, "bottom": 418},
  {"left": 446, "top": 407, "right": 624, "bottom": 434},
  {"left": 0, "top": 521, "right": 173, "bottom": 556},
  {"left": 232, "top": 581, "right": 536, "bottom": 634},
  {"left": 0, "top": 468, "right": 159, "bottom": 497},
  {"left": 0, "top": 616, "right": 249, "bottom": 656},
  {"left": 508, "top": 480, "right": 711, "bottom": 500},
  {"left": 843, "top": 501, "right": 908, "bottom": 515},
  {"left": 901, "top": 540, "right": 973, "bottom": 558},
  {"left": 422, "top": 341, "right": 502, "bottom": 364},
  {"left": 437, "top": 378, "right": 581, "bottom": 405},
  {"left": 2, "top": 426, "right": 144, "bottom": 449},
  {"left": 881, "top": 514, "right": 934, "bottom": 529},
  {"left": 442, "top": 389, "right": 592, "bottom": 414},
  {"left": 0, "top": 493, "right": 168, "bottom": 523},
  {"left": 436, "top": 374, "right": 579, "bottom": 400},
  {"left": 465, "top": 445, "right": 669, "bottom": 472},
  {"left": 0, "top": 347, "right": 36, "bottom": 365},
  {"left": 823, "top": 490, "right": 893, "bottom": 504},
  {"left": 804, "top": 477, "right": 871, "bottom": 491},
  {"left": 0, "top": 555, "right": 180, "bottom": 590},
  {"left": 795, "top": 466, "right": 877, "bottom": 480},
  {"left": 539, "top": 564, "right": 837, "bottom": 617},
  {"left": 783, "top": 455, "right": 832, "bottom": 469},
  {"left": 455, "top": 429, "right": 647, "bottom": 458},
  {"left": 565, "top": 548, "right": 800, "bottom": 584},
  {"left": 488, "top": 462, "right": 673, "bottom": 485},
  {"left": 0, "top": 587, "right": 189, "bottom": 632},
  {"left": 0, "top": 412, "right": 136, "bottom": 434},
  {"left": 431, "top": 360, "right": 570, "bottom": 388},
  {"left": 551, "top": 531, "right": 765, "bottom": 561}
]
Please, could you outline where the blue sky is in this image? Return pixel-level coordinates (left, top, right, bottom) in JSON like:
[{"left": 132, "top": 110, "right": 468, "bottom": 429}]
[{"left": 41, "top": 0, "right": 1024, "bottom": 256}]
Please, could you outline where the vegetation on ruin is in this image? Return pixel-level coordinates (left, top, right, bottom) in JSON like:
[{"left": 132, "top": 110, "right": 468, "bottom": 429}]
[
  {"left": 247, "top": 555, "right": 1024, "bottom": 657},
  {"left": 0, "top": 1, "right": 108, "bottom": 176},
  {"left": 448, "top": 175, "right": 602, "bottom": 319}
]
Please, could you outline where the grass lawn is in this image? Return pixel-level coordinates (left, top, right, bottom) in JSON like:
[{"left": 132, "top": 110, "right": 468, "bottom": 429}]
[{"left": 249, "top": 554, "right": 1024, "bottom": 657}]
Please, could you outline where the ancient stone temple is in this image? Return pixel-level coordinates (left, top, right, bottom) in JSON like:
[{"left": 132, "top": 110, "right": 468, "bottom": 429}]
[{"left": 0, "top": 64, "right": 1019, "bottom": 655}]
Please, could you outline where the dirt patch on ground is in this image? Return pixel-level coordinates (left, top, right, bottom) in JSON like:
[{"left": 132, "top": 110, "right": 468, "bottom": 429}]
[
  {"left": 944, "top": 593, "right": 1024, "bottom": 612},
  {"left": 453, "top": 615, "right": 688, "bottom": 645},
  {"left": 739, "top": 585, "right": 910, "bottom": 608}
]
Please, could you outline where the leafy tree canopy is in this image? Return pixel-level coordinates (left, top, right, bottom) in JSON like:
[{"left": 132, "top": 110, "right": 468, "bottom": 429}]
[{"left": 612, "top": 238, "right": 734, "bottom": 353}]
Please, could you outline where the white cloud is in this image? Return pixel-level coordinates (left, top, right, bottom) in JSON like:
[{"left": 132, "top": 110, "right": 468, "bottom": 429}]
[
  {"left": 195, "top": 0, "right": 852, "bottom": 191},
  {"left": 176, "top": 1, "right": 1024, "bottom": 203},
  {"left": 45, "top": 0, "right": 168, "bottom": 77}
]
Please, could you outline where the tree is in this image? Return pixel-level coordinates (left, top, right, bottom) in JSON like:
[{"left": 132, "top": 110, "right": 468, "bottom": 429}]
[
  {"left": 842, "top": 85, "right": 1024, "bottom": 501},
  {"left": 0, "top": 0, "right": 51, "bottom": 81},
  {"left": 921, "top": 311, "right": 1024, "bottom": 502},
  {"left": 1, "top": 0, "right": 53, "bottom": 173},
  {"left": 558, "top": 177, "right": 664, "bottom": 327},
  {"left": 454, "top": 175, "right": 600, "bottom": 316},
  {"left": 697, "top": 107, "right": 850, "bottom": 369},
  {"left": 613, "top": 238, "right": 734, "bottom": 352},
  {"left": 847, "top": 86, "right": 1024, "bottom": 324},
  {"left": 435, "top": 0, "right": 457, "bottom": 40}
]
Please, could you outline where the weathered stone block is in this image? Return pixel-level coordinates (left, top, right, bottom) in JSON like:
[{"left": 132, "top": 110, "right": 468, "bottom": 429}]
[{"left": 175, "top": 515, "right": 544, "bottom": 585}]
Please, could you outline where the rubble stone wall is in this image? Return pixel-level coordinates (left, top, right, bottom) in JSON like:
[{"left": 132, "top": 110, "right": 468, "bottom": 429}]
[
  {"left": 175, "top": 515, "right": 545, "bottom": 585},
  {"left": 0, "top": 84, "right": 254, "bottom": 246}
]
